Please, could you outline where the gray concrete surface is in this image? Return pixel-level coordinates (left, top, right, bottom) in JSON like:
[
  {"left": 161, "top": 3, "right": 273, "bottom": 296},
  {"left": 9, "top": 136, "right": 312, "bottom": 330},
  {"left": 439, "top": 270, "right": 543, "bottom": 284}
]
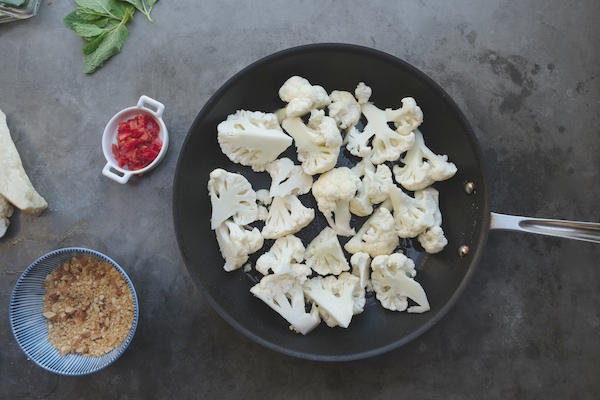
[{"left": 1, "top": 0, "right": 599, "bottom": 398}]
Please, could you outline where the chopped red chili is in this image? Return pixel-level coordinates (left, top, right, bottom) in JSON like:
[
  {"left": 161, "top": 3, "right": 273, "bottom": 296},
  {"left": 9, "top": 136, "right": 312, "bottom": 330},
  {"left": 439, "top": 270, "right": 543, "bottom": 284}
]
[{"left": 112, "top": 114, "right": 162, "bottom": 170}]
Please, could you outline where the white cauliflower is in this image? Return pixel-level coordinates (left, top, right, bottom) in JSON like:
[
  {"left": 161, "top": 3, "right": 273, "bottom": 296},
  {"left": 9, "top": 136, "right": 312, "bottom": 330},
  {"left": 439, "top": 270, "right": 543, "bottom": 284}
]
[
  {"left": 393, "top": 128, "right": 458, "bottom": 191},
  {"left": 386, "top": 185, "right": 437, "bottom": 238},
  {"left": 416, "top": 188, "right": 448, "bottom": 254},
  {"left": 265, "top": 157, "right": 312, "bottom": 198},
  {"left": 347, "top": 99, "right": 420, "bottom": 165},
  {"left": 304, "top": 227, "right": 350, "bottom": 276},
  {"left": 209, "top": 79, "right": 457, "bottom": 335},
  {"left": 415, "top": 187, "right": 441, "bottom": 224},
  {"left": 255, "top": 235, "right": 311, "bottom": 279},
  {"left": 344, "top": 206, "right": 399, "bottom": 257},
  {"left": 418, "top": 226, "right": 448, "bottom": 254},
  {"left": 0, "top": 195, "right": 14, "bottom": 238},
  {"left": 279, "top": 76, "right": 331, "bottom": 118},
  {"left": 371, "top": 253, "right": 430, "bottom": 313},
  {"left": 312, "top": 167, "right": 361, "bottom": 236},
  {"left": 256, "top": 206, "right": 269, "bottom": 222},
  {"left": 364, "top": 162, "right": 393, "bottom": 205},
  {"left": 350, "top": 252, "right": 372, "bottom": 292},
  {"left": 345, "top": 125, "right": 373, "bottom": 159},
  {"left": 350, "top": 159, "right": 393, "bottom": 217},
  {"left": 215, "top": 220, "right": 264, "bottom": 272},
  {"left": 250, "top": 273, "right": 321, "bottom": 335},
  {"left": 354, "top": 82, "right": 372, "bottom": 105},
  {"left": 261, "top": 195, "right": 315, "bottom": 239},
  {"left": 282, "top": 109, "right": 343, "bottom": 175},
  {"left": 328, "top": 90, "right": 361, "bottom": 130},
  {"left": 217, "top": 110, "right": 293, "bottom": 172},
  {"left": 208, "top": 168, "right": 258, "bottom": 230},
  {"left": 385, "top": 97, "right": 424, "bottom": 136},
  {"left": 255, "top": 189, "right": 271, "bottom": 221},
  {"left": 256, "top": 189, "right": 271, "bottom": 206},
  {"left": 302, "top": 272, "right": 365, "bottom": 328}
]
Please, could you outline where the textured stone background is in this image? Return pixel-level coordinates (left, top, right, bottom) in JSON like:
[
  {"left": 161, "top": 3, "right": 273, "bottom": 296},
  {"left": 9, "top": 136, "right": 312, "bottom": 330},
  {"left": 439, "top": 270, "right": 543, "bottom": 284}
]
[{"left": 1, "top": 1, "right": 598, "bottom": 398}]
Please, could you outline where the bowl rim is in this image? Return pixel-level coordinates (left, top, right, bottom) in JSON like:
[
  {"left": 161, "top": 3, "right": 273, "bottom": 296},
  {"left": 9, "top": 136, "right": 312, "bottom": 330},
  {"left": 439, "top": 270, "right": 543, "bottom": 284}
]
[
  {"left": 102, "top": 105, "right": 169, "bottom": 175},
  {"left": 9, "top": 247, "right": 139, "bottom": 376}
]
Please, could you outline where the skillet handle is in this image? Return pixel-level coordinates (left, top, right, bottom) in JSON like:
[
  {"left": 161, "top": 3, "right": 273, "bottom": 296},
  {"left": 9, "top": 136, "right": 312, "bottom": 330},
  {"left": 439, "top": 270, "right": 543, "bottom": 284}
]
[{"left": 490, "top": 212, "right": 600, "bottom": 244}]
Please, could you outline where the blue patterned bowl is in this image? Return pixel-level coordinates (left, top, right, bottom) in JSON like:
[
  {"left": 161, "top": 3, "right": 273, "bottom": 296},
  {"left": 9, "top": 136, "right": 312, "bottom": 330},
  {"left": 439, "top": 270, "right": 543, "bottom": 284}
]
[{"left": 9, "top": 247, "right": 139, "bottom": 376}]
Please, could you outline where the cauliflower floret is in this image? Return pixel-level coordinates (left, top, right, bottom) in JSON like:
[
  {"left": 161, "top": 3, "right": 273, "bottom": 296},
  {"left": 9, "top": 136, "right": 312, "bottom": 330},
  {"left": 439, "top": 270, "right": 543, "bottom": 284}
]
[
  {"left": 282, "top": 109, "right": 343, "bottom": 175},
  {"left": 305, "top": 227, "right": 350, "bottom": 276},
  {"left": 255, "top": 189, "right": 271, "bottom": 221},
  {"left": 265, "top": 157, "right": 312, "bottom": 198},
  {"left": 312, "top": 167, "right": 361, "bottom": 236},
  {"left": 392, "top": 129, "right": 458, "bottom": 191},
  {"left": 364, "top": 162, "right": 393, "bottom": 205},
  {"left": 261, "top": 195, "right": 315, "bottom": 239},
  {"left": 371, "top": 253, "right": 430, "bottom": 313},
  {"left": 250, "top": 273, "right": 321, "bottom": 335},
  {"left": 350, "top": 252, "right": 372, "bottom": 292},
  {"left": 302, "top": 272, "right": 365, "bottom": 328},
  {"left": 416, "top": 187, "right": 448, "bottom": 254},
  {"left": 385, "top": 97, "right": 424, "bottom": 136},
  {"left": 215, "top": 220, "right": 264, "bottom": 272},
  {"left": 347, "top": 99, "right": 420, "bottom": 165},
  {"left": 418, "top": 226, "right": 448, "bottom": 254},
  {"left": 255, "top": 235, "right": 311, "bottom": 280},
  {"left": 0, "top": 195, "right": 14, "bottom": 238},
  {"left": 208, "top": 168, "right": 258, "bottom": 230},
  {"left": 256, "top": 189, "right": 271, "bottom": 206},
  {"left": 328, "top": 90, "right": 361, "bottom": 130},
  {"left": 350, "top": 159, "right": 393, "bottom": 217},
  {"left": 217, "top": 110, "right": 293, "bottom": 172},
  {"left": 256, "top": 206, "right": 268, "bottom": 221},
  {"left": 354, "top": 82, "right": 372, "bottom": 105},
  {"left": 386, "top": 185, "right": 437, "bottom": 238},
  {"left": 344, "top": 206, "right": 399, "bottom": 257},
  {"left": 365, "top": 101, "right": 418, "bottom": 164},
  {"left": 279, "top": 76, "right": 331, "bottom": 118},
  {"left": 345, "top": 125, "right": 373, "bottom": 159}
]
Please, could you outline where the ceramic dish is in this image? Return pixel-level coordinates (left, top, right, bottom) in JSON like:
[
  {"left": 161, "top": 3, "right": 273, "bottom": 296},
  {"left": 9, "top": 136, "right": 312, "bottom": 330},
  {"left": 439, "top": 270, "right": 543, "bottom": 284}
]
[
  {"left": 9, "top": 247, "right": 139, "bottom": 375},
  {"left": 102, "top": 95, "right": 169, "bottom": 184}
]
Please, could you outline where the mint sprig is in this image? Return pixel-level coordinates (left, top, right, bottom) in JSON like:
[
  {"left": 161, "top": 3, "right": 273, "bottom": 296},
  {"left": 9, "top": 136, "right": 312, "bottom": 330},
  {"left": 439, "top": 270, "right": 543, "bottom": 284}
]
[
  {"left": 121, "top": 0, "right": 158, "bottom": 22},
  {"left": 64, "top": 0, "right": 159, "bottom": 74}
]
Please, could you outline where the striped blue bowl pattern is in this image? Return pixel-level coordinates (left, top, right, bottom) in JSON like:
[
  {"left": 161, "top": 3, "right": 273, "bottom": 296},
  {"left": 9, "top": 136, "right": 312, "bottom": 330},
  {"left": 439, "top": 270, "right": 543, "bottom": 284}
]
[{"left": 9, "top": 247, "right": 139, "bottom": 376}]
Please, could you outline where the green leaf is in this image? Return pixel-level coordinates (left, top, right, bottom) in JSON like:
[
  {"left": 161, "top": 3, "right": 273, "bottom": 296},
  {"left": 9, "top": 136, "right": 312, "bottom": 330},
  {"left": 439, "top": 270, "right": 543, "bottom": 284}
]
[
  {"left": 91, "top": 17, "right": 111, "bottom": 28},
  {"left": 75, "top": 7, "right": 109, "bottom": 22},
  {"left": 121, "top": 0, "right": 158, "bottom": 22},
  {"left": 66, "top": 8, "right": 111, "bottom": 30},
  {"left": 65, "top": 0, "right": 156, "bottom": 73},
  {"left": 64, "top": 10, "right": 83, "bottom": 30},
  {"left": 109, "top": 0, "right": 134, "bottom": 19},
  {"left": 82, "top": 31, "right": 107, "bottom": 55},
  {"left": 120, "top": 0, "right": 143, "bottom": 11},
  {"left": 74, "top": 0, "right": 113, "bottom": 15},
  {"left": 73, "top": 22, "right": 107, "bottom": 39},
  {"left": 84, "top": 22, "right": 129, "bottom": 74},
  {"left": 1, "top": 0, "right": 25, "bottom": 6}
]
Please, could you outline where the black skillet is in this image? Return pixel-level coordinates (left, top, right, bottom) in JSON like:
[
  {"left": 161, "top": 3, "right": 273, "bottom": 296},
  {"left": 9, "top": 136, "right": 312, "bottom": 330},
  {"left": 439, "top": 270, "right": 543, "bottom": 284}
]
[{"left": 173, "top": 43, "right": 600, "bottom": 361}]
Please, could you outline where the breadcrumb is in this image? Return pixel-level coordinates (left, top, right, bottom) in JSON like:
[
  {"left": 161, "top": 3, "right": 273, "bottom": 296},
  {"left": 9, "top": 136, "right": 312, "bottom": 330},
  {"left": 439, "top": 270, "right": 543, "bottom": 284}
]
[{"left": 42, "top": 256, "right": 134, "bottom": 357}]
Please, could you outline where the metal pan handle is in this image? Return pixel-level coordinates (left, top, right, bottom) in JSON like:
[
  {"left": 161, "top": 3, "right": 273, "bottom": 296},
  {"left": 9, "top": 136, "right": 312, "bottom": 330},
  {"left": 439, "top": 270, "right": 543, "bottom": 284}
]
[{"left": 490, "top": 212, "right": 600, "bottom": 244}]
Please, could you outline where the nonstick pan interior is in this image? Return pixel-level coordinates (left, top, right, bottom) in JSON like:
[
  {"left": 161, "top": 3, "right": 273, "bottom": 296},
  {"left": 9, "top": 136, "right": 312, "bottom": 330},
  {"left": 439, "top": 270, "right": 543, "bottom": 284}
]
[{"left": 173, "top": 43, "right": 491, "bottom": 361}]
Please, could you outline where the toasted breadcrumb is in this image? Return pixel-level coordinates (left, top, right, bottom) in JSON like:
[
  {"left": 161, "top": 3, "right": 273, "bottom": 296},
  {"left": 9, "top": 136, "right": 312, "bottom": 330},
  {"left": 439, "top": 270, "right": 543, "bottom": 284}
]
[{"left": 42, "top": 256, "right": 134, "bottom": 357}]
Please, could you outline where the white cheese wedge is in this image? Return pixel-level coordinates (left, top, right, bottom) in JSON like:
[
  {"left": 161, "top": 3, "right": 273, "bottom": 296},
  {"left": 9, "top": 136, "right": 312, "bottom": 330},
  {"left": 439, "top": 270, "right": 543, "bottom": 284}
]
[
  {"left": 0, "top": 109, "right": 48, "bottom": 216},
  {"left": 0, "top": 195, "right": 14, "bottom": 238}
]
